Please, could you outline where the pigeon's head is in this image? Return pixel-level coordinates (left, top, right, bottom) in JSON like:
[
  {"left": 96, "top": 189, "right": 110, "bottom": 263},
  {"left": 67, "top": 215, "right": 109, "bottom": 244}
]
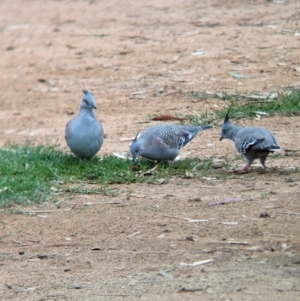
[
  {"left": 220, "top": 108, "right": 232, "bottom": 141},
  {"left": 81, "top": 88, "right": 97, "bottom": 110},
  {"left": 130, "top": 133, "right": 142, "bottom": 161}
]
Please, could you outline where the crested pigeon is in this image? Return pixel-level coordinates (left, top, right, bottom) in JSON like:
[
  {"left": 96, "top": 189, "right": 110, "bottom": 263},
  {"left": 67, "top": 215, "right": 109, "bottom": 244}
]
[
  {"left": 65, "top": 89, "right": 104, "bottom": 159},
  {"left": 220, "top": 109, "right": 281, "bottom": 172},
  {"left": 130, "top": 124, "right": 213, "bottom": 161}
]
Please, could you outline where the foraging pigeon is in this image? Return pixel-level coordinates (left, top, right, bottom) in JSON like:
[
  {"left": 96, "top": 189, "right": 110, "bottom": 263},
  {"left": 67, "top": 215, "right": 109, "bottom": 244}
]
[
  {"left": 130, "top": 124, "right": 213, "bottom": 161},
  {"left": 220, "top": 109, "right": 281, "bottom": 172},
  {"left": 65, "top": 89, "right": 104, "bottom": 159}
]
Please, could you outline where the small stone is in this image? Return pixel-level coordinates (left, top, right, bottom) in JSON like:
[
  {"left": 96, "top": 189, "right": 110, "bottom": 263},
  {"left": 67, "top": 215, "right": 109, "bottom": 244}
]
[
  {"left": 201, "top": 248, "right": 216, "bottom": 253},
  {"left": 284, "top": 178, "right": 294, "bottom": 183},
  {"left": 188, "top": 197, "right": 201, "bottom": 202},
  {"left": 91, "top": 247, "right": 102, "bottom": 251},
  {"left": 247, "top": 246, "right": 263, "bottom": 252},
  {"left": 186, "top": 235, "right": 195, "bottom": 241},
  {"left": 25, "top": 287, "right": 36, "bottom": 291},
  {"left": 259, "top": 212, "right": 270, "bottom": 218}
]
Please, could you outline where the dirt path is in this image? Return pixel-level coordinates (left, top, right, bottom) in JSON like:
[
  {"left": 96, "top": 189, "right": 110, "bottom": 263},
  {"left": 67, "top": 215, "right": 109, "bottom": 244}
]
[{"left": 1, "top": 0, "right": 300, "bottom": 300}]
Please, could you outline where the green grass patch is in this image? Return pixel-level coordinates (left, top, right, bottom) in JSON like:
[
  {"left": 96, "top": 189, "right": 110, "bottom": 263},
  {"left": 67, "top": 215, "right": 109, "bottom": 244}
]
[
  {"left": 216, "top": 89, "right": 300, "bottom": 119},
  {"left": 185, "top": 89, "right": 300, "bottom": 122},
  {"left": 178, "top": 111, "right": 214, "bottom": 127},
  {"left": 0, "top": 144, "right": 213, "bottom": 207}
]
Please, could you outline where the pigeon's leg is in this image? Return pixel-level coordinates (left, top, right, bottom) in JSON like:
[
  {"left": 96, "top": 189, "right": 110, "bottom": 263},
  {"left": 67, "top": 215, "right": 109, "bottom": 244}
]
[
  {"left": 234, "top": 155, "right": 252, "bottom": 173},
  {"left": 242, "top": 163, "right": 250, "bottom": 172},
  {"left": 260, "top": 153, "right": 269, "bottom": 168},
  {"left": 234, "top": 163, "right": 250, "bottom": 174}
]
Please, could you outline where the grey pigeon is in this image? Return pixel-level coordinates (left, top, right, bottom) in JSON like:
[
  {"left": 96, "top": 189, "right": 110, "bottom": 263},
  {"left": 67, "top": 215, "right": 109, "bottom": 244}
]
[
  {"left": 220, "top": 109, "right": 281, "bottom": 172},
  {"left": 130, "top": 124, "right": 213, "bottom": 161},
  {"left": 65, "top": 89, "right": 104, "bottom": 159}
]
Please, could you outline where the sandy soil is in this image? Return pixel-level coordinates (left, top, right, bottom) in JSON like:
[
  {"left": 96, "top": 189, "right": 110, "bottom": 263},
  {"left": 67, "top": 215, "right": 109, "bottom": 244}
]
[{"left": 1, "top": 0, "right": 300, "bottom": 300}]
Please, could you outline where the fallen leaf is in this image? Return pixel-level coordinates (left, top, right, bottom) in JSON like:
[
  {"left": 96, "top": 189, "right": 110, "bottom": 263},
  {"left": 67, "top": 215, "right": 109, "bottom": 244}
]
[
  {"left": 127, "top": 231, "right": 141, "bottom": 238},
  {"left": 247, "top": 246, "right": 263, "bottom": 252},
  {"left": 191, "top": 50, "right": 205, "bottom": 56},
  {"left": 180, "top": 259, "right": 214, "bottom": 267},
  {"left": 37, "top": 78, "right": 48, "bottom": 83},
  {"left": 113, "top": 152, "right": 128, "bottom": 159},
  {"left": 228, "top": 72, "right": 249, "bottom": 79},
  {"left": 25, "top": 287, "right": 37, "bottom": 292},
  {"left": 209, "top": 198, "right": 244, "bottom": 206},
  {"left": 156, "top": 178, "right": 166, "bottom": 185},
  {"left": 37, "top": 215, "right": 47, "bottom": 218},
  {"left": 190, "top": 21, "right": 220, "bottom": 27},
  {"left": 179, "top": 287, "right": 203, "bottom": 293},
  {"left": 140, "top": 165, "right": 158, "bottom": 176},
  {"left": 219, "top": 241, "right": 249, "bottom": 245},
  {"left": 130, "top": 165, "right": 140, "bottom": 171},
  {"left": 254, "top": 111, "right": 269, "bottom": 115},
  {"left": 158, "top": 270, "right": 173, "bottom": 279},
  {"left": 152, "top": 114, "right": 185, "bottom": 121},
  {"left": 132, "top": 91, "right": 145, "bottom": 95},
  {"left": 219, "top": 222, "right": 238, "bottom": 225},
  {"left": 91, "top": 247, "right": 102, "bottom": 251},
  {"left": 119, "top": 50, "right": 133, "bottom": 55}
]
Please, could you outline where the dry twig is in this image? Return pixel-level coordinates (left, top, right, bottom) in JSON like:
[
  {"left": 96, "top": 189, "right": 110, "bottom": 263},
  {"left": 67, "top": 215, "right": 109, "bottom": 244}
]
[{"left": 164, "top": 215, "right": 209, "bottom": 222}]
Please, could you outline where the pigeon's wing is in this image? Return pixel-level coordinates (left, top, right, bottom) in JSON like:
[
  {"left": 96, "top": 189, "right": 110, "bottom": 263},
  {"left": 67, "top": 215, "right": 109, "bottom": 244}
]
[
  {"left": 235, "top": 127, "right": 281, "bottom": 153},
  {"left": 95, "top": 119, "right": 104, "bottom": 139},
  {"left": 157, "top": 125, "right": 199, "bottom": 150},
  {"left": 65, "top": 118, "right": 76, "bottom": 141}
]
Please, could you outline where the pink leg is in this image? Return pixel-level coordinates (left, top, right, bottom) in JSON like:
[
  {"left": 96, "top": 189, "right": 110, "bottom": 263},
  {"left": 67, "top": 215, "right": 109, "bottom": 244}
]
[
  {"left": 234, "top": 164, "right": 250, "bottom": 174},
  {"left": 243, "top": 164, "right": 250, "bottom": 171}
]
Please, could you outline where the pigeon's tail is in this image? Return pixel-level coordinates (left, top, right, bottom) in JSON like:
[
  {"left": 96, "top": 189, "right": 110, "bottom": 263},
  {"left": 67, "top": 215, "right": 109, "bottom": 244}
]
[
  {"left": 197, "top": 125, "right": 214, "bottom": 131},
  {"left": 268, "top": 146, "right": 281, "bottom": 152}
]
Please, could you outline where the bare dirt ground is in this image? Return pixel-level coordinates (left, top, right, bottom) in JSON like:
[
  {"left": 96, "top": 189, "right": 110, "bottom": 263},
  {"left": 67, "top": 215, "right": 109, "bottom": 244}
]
[{"left": 1, "top": 0, "right": 300, "bottom": 300}]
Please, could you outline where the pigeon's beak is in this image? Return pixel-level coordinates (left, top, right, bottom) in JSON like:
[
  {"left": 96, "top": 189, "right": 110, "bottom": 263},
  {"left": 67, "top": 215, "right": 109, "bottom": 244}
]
[
  {"left": 93, "top": 105, "right": 97, "bottom": 110},
  {"left": 219, "top": 136, "right": 223, "bottom": 141}
]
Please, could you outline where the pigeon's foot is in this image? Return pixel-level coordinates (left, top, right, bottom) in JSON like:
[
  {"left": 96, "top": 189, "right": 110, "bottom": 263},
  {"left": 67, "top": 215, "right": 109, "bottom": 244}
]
[{"left": 234, "top": 165, "right": 250, "bottom": 174}]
